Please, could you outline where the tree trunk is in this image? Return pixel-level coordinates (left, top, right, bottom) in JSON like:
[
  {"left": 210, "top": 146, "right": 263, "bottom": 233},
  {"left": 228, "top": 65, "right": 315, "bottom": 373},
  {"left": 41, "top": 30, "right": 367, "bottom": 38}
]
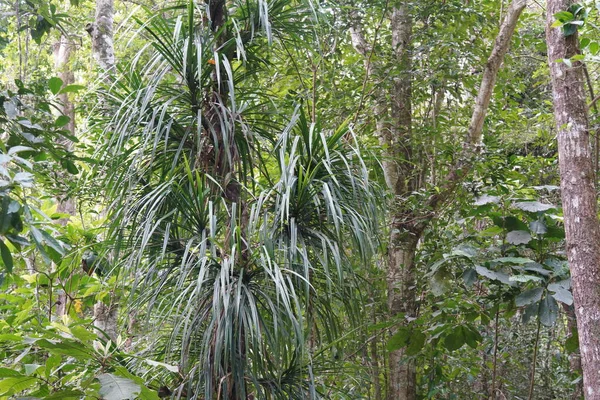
[
  {"left": 547, "top": 1, "right": 600, "bottom": 396},
  {"left": 88, "top": 0, "right": 118, "bottom": 343},
  {"left": 387, "top": 232, "right": 419, "bottom": 400},
  {"left": 349, "top": 1, "right": 526, "bottom": 398},
  {"left": 53, "top": 35, "right": 76, "bottom": 218},
  {"left": 86, "top": 0, "right": 115, "bottom": 73}
]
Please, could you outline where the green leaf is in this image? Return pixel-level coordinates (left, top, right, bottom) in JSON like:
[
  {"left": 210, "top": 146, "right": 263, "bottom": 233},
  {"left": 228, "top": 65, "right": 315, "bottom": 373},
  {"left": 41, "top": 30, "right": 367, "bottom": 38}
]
[
  {"left": 514, "top": 201, "right": 556, "bottom": 213},
  {"left": 463, "top": 268, "right": 477, "bottom": 287},
  {"left": 515, "top": 288, "right": 544, "bottom": 307},
  {"left": 405, "top": 330, "right": 426, "bottom": 356},
  {"left": 36, "top": 339, "right": 91, "bottom": 360},
  {"left": 463, "top": 326, "right": 482, "bottom": 349},
  {"left": 506, "top": 230, "right": 532, "bottom": 245},
  {"left": 48, "top": 77, "right": 63, "bottom": 95},
  {"left": 590, "top": 41, "right": 600, "bottom": 55},
  {"left": 492, "top": 257, "right": 534, "bottom": 264},
  {"left": 430, "top": 268, "right": 452, "bottom": 296},
  {"left": 24, "top": 364, "right": 41, "bottom": 376},
  {"left": 581, "top": 37, "right": 591, "bottom": 48},
  {"left": 44, "top": 355, "right": 61, "bottom": 379},
  {"left": 443, "top": 327, "right": 465, "bottom": 351},
  {"left": 61, "top": 159, "right": 79, "bottom": 175},
  {"left": 54, "top": 115, "right": 70, "bottom": 128},
  {"left": 474, "top": 194, "right": 500, "bottom": 206},
  {"left": 509, "top": 274, "right": 543, "bottom": 283},
  {"left": 144, "top": 360, "right": 179, "bottom": 374},
  {"left": 0, "top": 368, "right": 23, "bottom": 378},
  {"left": 554, "top": 11, "right": 574, "bottom": 22},
  {"left": 0, "top": 376, "right": 37, "bottom": 395},
  {"left": 563, "top": 24, "right": 578, "bottom": 37},
  {"left": 475, "top": 265, "right": 514, "bottom": 286},
  {"left": 524, "top": 262, "right": 551, "bottom": 276},
  {"left": 0, "top": 240, "right": 13, "bottom": 273},
  {"left": 539, "top": 295, "right": 559, "bottom": 327},
  {"left": 58, "top": 84, "right": 86, "bottom": 94},
  {"left": 97, "top": 373, "right": 141, "bottom": 400},
  {"left": 551, "top": 288, "right": 573, "bottom": 306},
  {"left": 386, "top": 327, "right": 411, "bottom": 351},
  {"left": 565, "top": 330, "right": 579, "bottom": 353},
  {"left": 45, "top": 390, "right": 85, "bottom": 399},
  {"left": 492, "top": 216, "right": 528, "bottom": 232},
  {"left": 529, "top": 220, "right": 547, "bottom": 235}
]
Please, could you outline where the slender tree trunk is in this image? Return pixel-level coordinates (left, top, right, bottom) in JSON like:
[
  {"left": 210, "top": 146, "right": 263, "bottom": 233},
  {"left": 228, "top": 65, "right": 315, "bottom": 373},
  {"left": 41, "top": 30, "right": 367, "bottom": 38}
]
[
  {"left": 86, "top": 0, "right": 115, "bottom": 73},
  {"left": 53, "top": 35, "right": 76, "bottom": 218},
  {"left": 88, "top": 0, "right": 118, "bottom": 342},
  {"left": 547, "top": 1, "right": 600, "bottom": 397},
  {"left": 349, "top": 1, "right": 526, "bottom": 398},
  {"left": 387, "top": 232, "right": 419, "bottom": 400}
]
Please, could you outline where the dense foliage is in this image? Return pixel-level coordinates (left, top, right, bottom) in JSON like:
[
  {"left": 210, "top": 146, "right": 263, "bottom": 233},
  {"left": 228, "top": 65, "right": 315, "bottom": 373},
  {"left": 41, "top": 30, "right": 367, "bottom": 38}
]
[{"left": 0, "top": 0, "right": 599, "bottom": 399}]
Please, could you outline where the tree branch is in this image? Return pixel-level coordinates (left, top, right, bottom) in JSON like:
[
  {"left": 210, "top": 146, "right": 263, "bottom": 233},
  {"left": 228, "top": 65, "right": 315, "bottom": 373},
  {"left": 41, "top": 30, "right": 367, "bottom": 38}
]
[{"left": 425, "top": 0, "right": 528, "bottom": 214}]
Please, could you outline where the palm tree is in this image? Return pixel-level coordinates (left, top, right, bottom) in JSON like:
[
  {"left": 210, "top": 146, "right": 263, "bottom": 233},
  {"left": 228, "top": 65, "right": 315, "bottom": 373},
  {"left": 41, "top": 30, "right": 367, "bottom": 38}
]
[{"left": 91, "top": 1, "right": 379, "bottom": 398}]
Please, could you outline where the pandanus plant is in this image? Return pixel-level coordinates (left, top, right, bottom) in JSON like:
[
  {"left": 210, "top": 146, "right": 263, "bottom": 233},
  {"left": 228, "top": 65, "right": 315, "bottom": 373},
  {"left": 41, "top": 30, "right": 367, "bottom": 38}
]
[{"left": 91, "top": 0, "right": 379, "bottom": 398}]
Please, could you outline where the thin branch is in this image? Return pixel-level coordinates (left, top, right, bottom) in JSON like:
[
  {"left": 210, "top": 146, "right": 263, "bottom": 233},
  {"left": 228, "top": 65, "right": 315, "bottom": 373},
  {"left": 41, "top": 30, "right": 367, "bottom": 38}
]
[{"left": 424, "top": 0, "right": 528, "bottom": 216}]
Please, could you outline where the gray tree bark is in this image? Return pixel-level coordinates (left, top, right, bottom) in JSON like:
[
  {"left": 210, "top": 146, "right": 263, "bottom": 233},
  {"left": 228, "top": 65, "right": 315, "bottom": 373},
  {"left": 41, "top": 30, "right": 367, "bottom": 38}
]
[
  {"left": 349, "top": 1, "right": 526, "bottom": 398},
  {"left": 86, "top": 0, "right": 115, "bottom": 73},
  {"left": 547, "top": 1, "right": 600, "bottom": 397},
  {"left": 53, "top": 35, "right": 77, "bottom": 219},
  {"left": 52, "top": 34, "right": 75, "bottom": 319},
  {"left": 88, "top": 0, "right": 118, "bottom": 343}
]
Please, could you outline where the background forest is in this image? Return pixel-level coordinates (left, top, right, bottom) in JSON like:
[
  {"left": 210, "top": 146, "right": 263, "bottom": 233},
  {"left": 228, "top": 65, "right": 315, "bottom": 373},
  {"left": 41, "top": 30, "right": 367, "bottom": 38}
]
[{"left": 0, "top": 0, "right": 598, "bottom": 398}]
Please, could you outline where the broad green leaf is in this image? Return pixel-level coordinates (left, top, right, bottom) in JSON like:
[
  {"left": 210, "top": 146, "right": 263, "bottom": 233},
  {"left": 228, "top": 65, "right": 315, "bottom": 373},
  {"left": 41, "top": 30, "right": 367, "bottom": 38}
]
[
  {"left": 24, "top": 364, "right": 41, "bottom": 376},
  {"left": 514, "top": 201, "right": 556, "bottom": 213},
  {"left": 0, "top": 240, "right": 13, "bottom": 273},
  {"left": 44, "top": 355, "right": 61, "bottom": 379},
  {"left": 58, "top": 84, "right": 86, "bottom": 94},
  {"left": 443, "top": 327, "right": 465, "bottom": 351},
  {"left": 590, "top": 41, "right": 600, "bottom": 55},
  {"left": 97, "top": 373, "right": 141, "bottom": 400},
  {"left": 516, "top": 288, "right": 544, "bottom": 307},
  {"left": 0, "top": 368, "right": 23, "bottom": 378},
  {"left": 463, "top": 268, "right": 477, "bottom": 287},
  {"left": 7, "top": 146, "right": 33, "bottom": 155},
  {"left": 48, "top": 77, "right": 63, "bottom": 95},
  {"left": 492, "top": 216, "right": 528, "bottom": 232},
  {"left": 509, "top": 274, "right": 543, "bottom": 283},
  {"left": 474, "top": 195, "right": 500, "bottom": 206},
  {"left": 36, "top": 339, "right": 91, "bottom": 360},
  {"left": 405, "top": 330, "right": 426, "bottom": 356},
  {"left": 581, "top": 37, "right": 591, "bottom": 48},
  {"left": 386, "top": 327, "right": 411, "bottom": 351},
  {"left": 62, "top": 159, "right": 79, "bottom": 175},
  {"left": 551, "top": 288, "right": 573, "bottom": 306},
  {"left": 45, "top": 390, "right": 84, "bottom": 399},
  {"left": 539, "top": 295, "right": 559, "bottom": 327},
  {"left": 506, "top": 230, "right": 532, "bottom": 245},
  {"left": 548, "top": 279, "right": 571, "bottom": 291},
  {"left": 529, "top": 220, "right": 547, "bottom": 235},
  {"left": 463, "top": 326, "right": 482, "bottom": 349},
  {"left": 0, "top": 376, "right": 37, "bottom": 395},
  {"left": 54, "top": 115, "right": 70, "bottom": 128},
  {"left": 554, "top": 11, "right": 574, "bottom": 22},
  {"left": 430, "top": 268, "right": 452, "bottom": 296},
  {"left": 524, "top": 263, "right": 551, "bottom": 276},
  {"left": 566, "top": 331, "right": 579, "bottom": 353},
  {"left": 475, "top": 265, "right": 514, "bottom": 286}
]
